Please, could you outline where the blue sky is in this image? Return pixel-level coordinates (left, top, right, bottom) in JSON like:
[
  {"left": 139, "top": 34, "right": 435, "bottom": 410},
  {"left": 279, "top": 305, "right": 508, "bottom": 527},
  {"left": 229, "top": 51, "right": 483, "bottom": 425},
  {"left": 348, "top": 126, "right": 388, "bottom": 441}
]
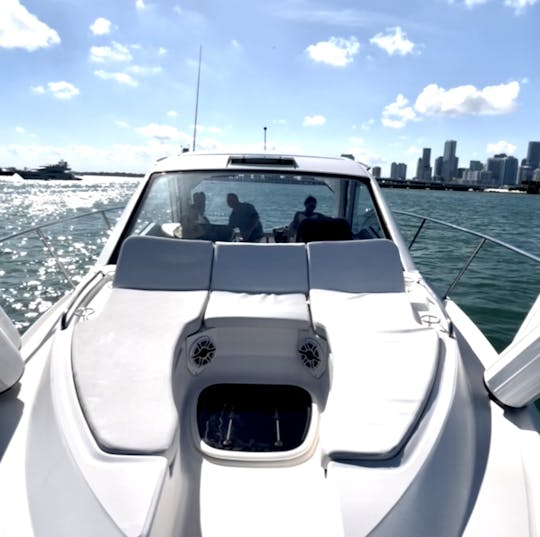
[{"left": 0, "top": 0, "right": 538, "bottom": 174}]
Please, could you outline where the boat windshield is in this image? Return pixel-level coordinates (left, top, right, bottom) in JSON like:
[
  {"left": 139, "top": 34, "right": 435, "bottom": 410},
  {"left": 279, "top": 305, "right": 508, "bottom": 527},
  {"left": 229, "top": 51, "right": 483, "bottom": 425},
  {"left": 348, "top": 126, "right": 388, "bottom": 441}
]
[{"left": 127, "top": 171, "right": 384, "bottom": 243}]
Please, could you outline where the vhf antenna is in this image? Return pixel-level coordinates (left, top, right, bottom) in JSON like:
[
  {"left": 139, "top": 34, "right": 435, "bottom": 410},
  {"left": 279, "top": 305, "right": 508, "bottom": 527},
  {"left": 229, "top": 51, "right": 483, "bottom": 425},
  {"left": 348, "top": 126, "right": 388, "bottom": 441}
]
[{"left": 192, "top": 46, "right": 202, "bottom": 152}]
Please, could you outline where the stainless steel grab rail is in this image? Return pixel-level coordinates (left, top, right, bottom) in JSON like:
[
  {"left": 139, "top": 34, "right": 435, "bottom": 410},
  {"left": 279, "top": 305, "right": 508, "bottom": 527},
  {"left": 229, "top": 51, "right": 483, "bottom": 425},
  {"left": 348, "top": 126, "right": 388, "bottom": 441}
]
[
  {"left": 394, "top": 210, "right": 540, "bottom": 299},
  {"left": 0, "top": 205, "right": 125, "bottom": 288}
]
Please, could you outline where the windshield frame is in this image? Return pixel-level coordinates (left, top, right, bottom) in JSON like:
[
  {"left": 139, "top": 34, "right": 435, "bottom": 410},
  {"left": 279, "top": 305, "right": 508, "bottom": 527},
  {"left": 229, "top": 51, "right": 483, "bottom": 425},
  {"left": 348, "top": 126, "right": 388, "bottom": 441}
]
[{"left": 108, "top": 167, "right": 390, "bottom": 262}]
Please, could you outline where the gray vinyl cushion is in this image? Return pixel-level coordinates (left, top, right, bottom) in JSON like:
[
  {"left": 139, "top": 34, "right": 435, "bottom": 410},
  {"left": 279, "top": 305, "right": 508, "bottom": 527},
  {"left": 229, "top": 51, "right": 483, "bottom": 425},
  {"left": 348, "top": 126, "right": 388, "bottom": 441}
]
[
  {"left": 307, "top": 239, "right": 405, "bottom": 293},
  {"left": 114, "top": 236, "right": 213, "bottom": 291},
  {"left": 211, "top": 242, "right": 308, "bottom": 293}
]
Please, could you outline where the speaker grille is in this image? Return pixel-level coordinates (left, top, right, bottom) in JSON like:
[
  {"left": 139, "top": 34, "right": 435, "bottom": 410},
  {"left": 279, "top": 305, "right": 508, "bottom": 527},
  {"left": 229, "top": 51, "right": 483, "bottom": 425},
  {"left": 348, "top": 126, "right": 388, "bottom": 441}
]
[
  {"left": 298, "top": 338, "right": 321, "bottom": 369},
  {"left": 190, "top": 336, "right": 216, "bottom": 367}
]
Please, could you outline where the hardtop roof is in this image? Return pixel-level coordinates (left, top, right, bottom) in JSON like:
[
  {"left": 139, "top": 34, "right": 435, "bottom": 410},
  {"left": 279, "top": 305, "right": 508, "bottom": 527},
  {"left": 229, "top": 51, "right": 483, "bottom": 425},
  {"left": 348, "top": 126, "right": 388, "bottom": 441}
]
[{"left": 150, "top": 152, "right": 372, "bottom": 178}]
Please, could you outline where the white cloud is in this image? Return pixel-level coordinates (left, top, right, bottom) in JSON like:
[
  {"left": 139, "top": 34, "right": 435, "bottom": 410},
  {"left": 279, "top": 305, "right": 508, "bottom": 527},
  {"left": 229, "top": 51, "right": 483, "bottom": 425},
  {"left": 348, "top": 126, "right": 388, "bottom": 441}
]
[
  {"left": 90, "top": 17, "right": 112, "bottom": 36},
  {"left": 305, "top": 36, "right": 360, "bottom": 67},
  {"left": 94, "top": 70, "right": 138, "bottom": 87},
  {"left": 90, "top": 41, "right": 132, "bottom": 63},
  {"left": 381, "top": 94, "right": 417, "bottom": 128},
  {"left": 347, "top": 139, "right": 386, "bottom": 169},
  {"left": 48, "top": 81, "right": 80, "bottom": 100},
  {"left": 487, "top": 140, "right": 517, "bottom": 155},
  {"left": 0, "top": 141, "right": 179, "bottom": 174},
  {"left": 370, "top": 26, "right": 416, "bottom": 56},
  {"left": 415, "top": 81, "right": 520, "bottom": 116},
  {"left": 303, "top": 115, "right": 327, "bottom": 127},
  {"left": 126, "top": 65, "right": 162, "bottom": 76},
  {"left": 115, "top": 120, "right": 130, "bottom": 128},
  {"left": 0, "top": 0, "right": 60, "bottom": 51},
  {"left": 158, "top": 47, "right": 167, "bottom": 56},
  {"left": 135, "top": 0, "right": 146, "bottom": 10},
  {"left": 167, "top": 110, "right": 178, "bottom": 117},
  {"left": 136, "top": 123, "right": 191, "bottom": 143},
  {"left": 504, "top": 0, "right": 537, "bottom": 13},
  {"left": 407, "top": 145, "right": 422, "bottom": 155},
  {"left": 231, "top": 39, "right": 241, "bottom": 50},
  {"left": 31, "top": 81, "right": 79, "bottom": 99},
  {"left": 381, "top": 80, "right": 521, "bottom": 129},
  {"left": 449, "top": 0, "right": 536, "bottom": 12},
  {"left": 447, "top": 0, "right": 489, "bottom": 6},
  {"left": 15, "top": 126, "right": 25, "bottom": 134},
  {"left": 464, "top": 0, "right": 490, "bottom": 6}
]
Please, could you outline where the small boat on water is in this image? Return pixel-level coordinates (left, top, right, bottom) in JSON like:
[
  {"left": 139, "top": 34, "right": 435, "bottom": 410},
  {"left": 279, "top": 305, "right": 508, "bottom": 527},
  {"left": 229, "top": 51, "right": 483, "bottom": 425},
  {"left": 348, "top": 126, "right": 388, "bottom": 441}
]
[
  {"left": 0, "top": 152, "right": 539, "bottom": 537},
  {"left": 14, "top": 160, "right": 82, "bottom": 181}
]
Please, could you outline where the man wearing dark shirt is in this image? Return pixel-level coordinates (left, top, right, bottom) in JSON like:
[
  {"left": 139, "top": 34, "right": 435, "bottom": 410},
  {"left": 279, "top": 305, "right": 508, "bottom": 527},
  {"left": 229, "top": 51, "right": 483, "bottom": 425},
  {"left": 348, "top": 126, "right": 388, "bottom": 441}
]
[{"left": 226, "top": 193, "right": 264, "bottom": 242}]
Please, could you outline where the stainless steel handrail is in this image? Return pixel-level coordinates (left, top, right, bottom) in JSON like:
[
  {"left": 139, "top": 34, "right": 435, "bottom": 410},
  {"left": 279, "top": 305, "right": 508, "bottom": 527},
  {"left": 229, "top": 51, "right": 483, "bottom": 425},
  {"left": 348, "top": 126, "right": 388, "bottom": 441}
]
[
  {"left": 0, "top": 205, "right": 125, "bottom": 288},
  {"left": 394, "top": 210, "right": 540, "bottom": 298},
  {"left": 0, "top": 205, "right": 125, "bottom": 244}
]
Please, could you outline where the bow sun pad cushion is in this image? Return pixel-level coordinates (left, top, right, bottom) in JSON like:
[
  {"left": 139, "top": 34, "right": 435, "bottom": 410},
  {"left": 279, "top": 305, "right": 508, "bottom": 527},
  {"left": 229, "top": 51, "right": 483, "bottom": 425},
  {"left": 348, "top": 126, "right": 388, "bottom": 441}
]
[
  {"left": 72, "top": 289, "right": 208, "bottom": 458},
  {"left": 320, "top": 328, "right": 440, "bottom": 461},
  {"left": 73, "top": 236, "right": 215, "bottom": 458},
  {"left": 205, "top": 292, "right": 310, "bottom": 328},
  {"left": 305, "top": 239, "right": 436, "bottom": 459}
]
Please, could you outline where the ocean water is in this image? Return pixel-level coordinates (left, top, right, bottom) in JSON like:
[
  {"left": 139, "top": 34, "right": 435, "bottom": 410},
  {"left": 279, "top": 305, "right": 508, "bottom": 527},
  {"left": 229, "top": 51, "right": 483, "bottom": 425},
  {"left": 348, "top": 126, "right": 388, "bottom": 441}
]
[{"left": 0, "top": 176, "right": 539, "bottom": 352}]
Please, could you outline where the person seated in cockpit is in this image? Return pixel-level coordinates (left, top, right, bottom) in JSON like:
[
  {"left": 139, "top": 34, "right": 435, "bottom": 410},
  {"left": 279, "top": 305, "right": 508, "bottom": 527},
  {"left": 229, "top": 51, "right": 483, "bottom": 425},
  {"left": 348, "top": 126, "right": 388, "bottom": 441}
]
[
  {"left": 288, "top": 195, "right": 327, "bottom": 241},
  {"left": 183, "top": 191, "right": 210, "bottom": 239}
]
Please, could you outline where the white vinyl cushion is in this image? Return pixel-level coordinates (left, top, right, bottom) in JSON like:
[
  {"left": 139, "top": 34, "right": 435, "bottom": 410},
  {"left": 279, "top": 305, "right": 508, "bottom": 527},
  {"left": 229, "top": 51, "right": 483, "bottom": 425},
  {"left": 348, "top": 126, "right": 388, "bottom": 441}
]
[
  {"left": 307, "top": 239, "right": 405, "bottom": 293},
  {"left": 72, "top": 288, "right": 208, "bottom": 458},
  {"left": 320, "top": 327, "right": 440, "bottom": 461},
  {"left": 205, "top": 291, "right": 310, "bottom": 328},
  {"left": 310, "top": 289, "right": 420, "bottom": 336},
  {"left": 211, "top": 242, "right": 308, "bottom": 293},
  {"left": 114, "top": 236, "right": 214, "bottom": 291}
]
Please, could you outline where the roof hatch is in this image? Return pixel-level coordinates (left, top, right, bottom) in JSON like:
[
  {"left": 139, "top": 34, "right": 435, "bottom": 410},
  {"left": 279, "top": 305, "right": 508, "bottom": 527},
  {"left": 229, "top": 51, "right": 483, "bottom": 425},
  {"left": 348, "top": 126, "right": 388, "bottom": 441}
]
[{"left": 227, "top": 155, "right": 298, "bottom": 167}]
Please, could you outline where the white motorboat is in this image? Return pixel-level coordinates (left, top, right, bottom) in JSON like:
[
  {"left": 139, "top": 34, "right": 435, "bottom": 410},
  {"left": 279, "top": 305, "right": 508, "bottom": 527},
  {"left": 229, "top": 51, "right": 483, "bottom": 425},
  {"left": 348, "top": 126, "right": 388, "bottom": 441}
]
[{"left": 1, "top": 152, "right": 539, "bottom": 537}]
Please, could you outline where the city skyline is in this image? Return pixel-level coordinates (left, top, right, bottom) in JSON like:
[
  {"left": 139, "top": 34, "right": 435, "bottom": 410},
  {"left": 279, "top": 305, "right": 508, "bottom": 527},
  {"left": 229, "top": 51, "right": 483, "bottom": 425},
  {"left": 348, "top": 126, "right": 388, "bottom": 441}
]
[{"left": 389, "top": 139, "right": 540, "bottom": 186}]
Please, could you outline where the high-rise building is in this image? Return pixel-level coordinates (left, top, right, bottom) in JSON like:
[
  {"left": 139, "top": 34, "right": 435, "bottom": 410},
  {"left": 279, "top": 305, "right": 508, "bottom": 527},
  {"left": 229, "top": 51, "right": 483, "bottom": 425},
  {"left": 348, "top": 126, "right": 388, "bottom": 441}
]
[
  {"left": 416, "top": 148, "right": 432, "bottom": 181},
  {"left": 390, "top": 162, "right": 407, "bottom": 180},
  {"left": 526, "top": 141, "right": 540, "bottom": 170},
  {"left": 502, "top": 156, "right": 518, "bottom": 185},
  {"left": 463, "top": 169, "right": 480, "bottom": 184},
  {"left": 487, "top": 154, "right": 518, "bottom": 185},
  {"left": 371, "top": 166, "right": 381, "bottom": 178},
  {"left": 469, "top": 160, "right": 483, "bottom": 171},
  {"left": 441, "top": 140, "right": 459, "bottom": 182},
  {"left": 519, "top": 164, "right": 533, "bottom": 183},
  {"left": 487, "top": 155, "right": 506, "bottom": 185},
  {"left": 434, "top": 156, "right": 443, "bottom": 179}
]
